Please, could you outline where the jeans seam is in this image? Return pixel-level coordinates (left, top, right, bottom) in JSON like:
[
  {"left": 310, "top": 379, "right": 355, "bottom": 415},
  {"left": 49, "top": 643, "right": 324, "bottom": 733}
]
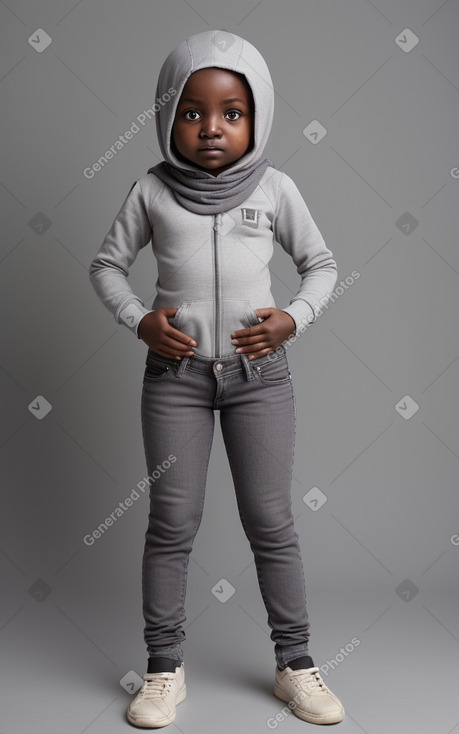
[{"left": 177, "top": 415, "right": 215, "bottom": 644}]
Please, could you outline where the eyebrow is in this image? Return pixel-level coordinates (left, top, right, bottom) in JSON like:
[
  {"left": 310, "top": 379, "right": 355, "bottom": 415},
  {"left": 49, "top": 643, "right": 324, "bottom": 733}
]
[{"left": 179, "top": 97, "right": 247, "bottom": 105}]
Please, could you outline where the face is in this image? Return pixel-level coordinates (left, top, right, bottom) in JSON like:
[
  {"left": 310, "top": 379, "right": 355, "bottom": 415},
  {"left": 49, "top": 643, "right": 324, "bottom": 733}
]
[{"left": 172, "top": 67, "right": 254, "bottom": 176}]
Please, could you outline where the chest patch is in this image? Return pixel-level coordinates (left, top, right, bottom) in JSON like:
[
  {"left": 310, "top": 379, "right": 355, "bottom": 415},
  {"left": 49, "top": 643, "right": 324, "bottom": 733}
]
[{"left": 241, "top": 208, "right": 259, "bottom": 227}]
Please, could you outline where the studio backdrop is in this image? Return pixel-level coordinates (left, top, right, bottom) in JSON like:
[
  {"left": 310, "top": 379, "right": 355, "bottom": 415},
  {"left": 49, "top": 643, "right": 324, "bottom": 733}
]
[{"left": 1, "top": 2, "right": 458, "bottom": 733}]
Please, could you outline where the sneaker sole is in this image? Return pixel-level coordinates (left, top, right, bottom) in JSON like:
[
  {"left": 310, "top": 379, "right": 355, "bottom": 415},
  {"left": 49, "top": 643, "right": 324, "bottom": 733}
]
[
  {"left": 126, "top": 685, "right": 186, "bottom": 728},
  {"left": 273, "top": 683, "right": 344, "bottom": 725}
]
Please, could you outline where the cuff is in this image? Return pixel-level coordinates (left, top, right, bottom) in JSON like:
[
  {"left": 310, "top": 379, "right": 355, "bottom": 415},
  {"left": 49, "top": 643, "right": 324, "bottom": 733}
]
[
  {"left": 117, "top": 302, "right": 154, "bottom": 338},
  {"left": 281, "top": 299, "right": 316, "bottom": 339}
]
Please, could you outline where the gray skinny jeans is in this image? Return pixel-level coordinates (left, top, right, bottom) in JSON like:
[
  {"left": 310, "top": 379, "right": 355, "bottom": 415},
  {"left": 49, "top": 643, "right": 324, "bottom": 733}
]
[{"left": 140, "top": 345, "right": 310, "bottom": 670}]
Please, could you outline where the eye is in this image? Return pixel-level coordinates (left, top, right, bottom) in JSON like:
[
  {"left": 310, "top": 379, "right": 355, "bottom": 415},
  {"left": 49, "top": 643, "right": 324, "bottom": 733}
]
[
  {"left": 184, "top": 110, "right": 200, "bottom": 121},
  {"left": 225, "top": 109, "right": 242, "bottom": 121}
]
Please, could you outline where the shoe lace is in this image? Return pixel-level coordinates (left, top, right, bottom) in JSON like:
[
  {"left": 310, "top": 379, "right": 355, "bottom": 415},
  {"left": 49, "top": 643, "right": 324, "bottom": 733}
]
[
  {"left": 140, "top": 672, "right": 175, "bottom": 700},
  {"left": 290, "top": 667, "right": 328, "bottom": 695}
]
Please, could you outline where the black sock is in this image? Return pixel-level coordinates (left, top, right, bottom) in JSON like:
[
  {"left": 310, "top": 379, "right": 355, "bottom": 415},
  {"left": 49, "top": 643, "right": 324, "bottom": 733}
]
[
  {"left": 279, "top": 654, "right": 315, "bottom": 671},
  {"left": 147, "top": 656, "right": 182, "bottom": 673}
]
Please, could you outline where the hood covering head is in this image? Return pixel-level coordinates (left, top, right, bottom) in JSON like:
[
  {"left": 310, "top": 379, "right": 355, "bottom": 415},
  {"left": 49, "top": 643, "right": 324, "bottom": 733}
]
[
  {"left": 155, "top": 29, "right": 274, "bottom": 172},
  {"left": 147, "top": 30, "right": 275, "bottom": 214}
]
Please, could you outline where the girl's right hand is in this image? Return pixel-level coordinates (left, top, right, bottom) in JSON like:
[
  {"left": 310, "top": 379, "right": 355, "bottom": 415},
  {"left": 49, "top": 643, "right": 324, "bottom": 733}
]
[{"left": 137, "top": 308, "right": 197, "bottom": 359}]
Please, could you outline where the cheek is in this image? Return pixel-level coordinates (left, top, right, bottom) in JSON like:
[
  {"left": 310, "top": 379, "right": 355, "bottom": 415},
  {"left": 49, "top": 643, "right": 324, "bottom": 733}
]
[
  {"left": 238, "top": 121, "right": 252, "bottom": 150},
  {"left": 172, "top": 122, "right": 189, "bottom": 150}
]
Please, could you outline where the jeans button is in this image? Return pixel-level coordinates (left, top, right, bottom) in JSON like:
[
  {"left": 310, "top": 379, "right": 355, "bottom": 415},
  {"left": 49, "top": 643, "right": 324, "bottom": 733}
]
[{"left": 215, "top": 362, "right": 223, "bottom": 371}]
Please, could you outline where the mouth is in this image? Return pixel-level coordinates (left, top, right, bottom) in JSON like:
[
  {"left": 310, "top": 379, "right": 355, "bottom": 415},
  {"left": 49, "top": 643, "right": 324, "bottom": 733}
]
[{"left": 198, "top": 146, "right": 224, "bottom": 152}]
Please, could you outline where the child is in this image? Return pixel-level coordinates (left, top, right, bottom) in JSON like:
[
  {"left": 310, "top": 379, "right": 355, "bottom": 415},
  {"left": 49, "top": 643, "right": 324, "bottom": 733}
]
[{"left": 89, "top": 29, "right": 344, "bottom": 728}]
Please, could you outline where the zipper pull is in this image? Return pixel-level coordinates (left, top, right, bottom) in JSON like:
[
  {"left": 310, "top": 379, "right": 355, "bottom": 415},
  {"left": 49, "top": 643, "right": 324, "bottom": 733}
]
[{"left": 213, "top": 213, "right": 222, "bottom": 231}]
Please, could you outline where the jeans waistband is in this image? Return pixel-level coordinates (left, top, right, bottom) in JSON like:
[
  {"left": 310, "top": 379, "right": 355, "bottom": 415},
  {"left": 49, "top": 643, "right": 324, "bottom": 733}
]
[{"left": 146, "top": 346, "right": 287, "bottom": 380}]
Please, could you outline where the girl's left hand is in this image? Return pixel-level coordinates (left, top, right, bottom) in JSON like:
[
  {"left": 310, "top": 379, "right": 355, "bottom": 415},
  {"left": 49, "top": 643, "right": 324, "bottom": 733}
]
[{"left": 230, "top": 308, "right": 296, "bottom": 359}]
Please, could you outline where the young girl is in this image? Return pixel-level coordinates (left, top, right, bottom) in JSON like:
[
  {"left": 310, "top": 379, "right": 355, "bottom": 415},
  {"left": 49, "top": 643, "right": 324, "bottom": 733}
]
[{"left": 89, "top": 29, "right": 344, "bottom": 728}]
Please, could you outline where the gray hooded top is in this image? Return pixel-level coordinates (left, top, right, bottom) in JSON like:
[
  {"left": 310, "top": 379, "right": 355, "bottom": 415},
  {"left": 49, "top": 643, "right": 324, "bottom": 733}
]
[{"left": 89, "top": 30, "right": 338, "bottom": 358}]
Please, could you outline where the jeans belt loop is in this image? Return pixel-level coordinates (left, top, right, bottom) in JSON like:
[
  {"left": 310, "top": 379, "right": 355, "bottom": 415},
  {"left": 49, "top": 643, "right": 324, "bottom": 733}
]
[
  {"left": 175, "top": 356, "right": 190, "bottom": 378},
  {"left": 240, "top": 353, "right": 256, "bottom": 381}
]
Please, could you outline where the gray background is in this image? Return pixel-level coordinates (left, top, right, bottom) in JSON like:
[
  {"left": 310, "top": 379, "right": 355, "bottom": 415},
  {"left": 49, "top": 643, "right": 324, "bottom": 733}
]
[{"left": 1, "top": 0, "right": 458, "bottom": 732}]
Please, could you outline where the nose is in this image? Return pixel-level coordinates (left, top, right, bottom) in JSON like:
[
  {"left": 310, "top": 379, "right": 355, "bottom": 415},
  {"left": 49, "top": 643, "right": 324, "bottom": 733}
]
[{"left": 199, "top": 114, "right": 222, "bottom": 139}]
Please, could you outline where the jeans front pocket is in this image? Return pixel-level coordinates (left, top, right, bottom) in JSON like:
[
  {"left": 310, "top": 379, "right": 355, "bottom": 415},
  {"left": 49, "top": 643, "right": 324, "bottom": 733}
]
[
  {"left": 253, "top": 355, "right": 291, "bottom": 385},
  {"left": 143, "top": 354, "right": 171, "bottom": 382}
]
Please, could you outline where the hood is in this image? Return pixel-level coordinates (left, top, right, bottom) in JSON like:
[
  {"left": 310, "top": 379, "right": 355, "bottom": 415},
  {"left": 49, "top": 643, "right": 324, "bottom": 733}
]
[{"left": 154, "top": 29, "right": 274, "bottom": 174}]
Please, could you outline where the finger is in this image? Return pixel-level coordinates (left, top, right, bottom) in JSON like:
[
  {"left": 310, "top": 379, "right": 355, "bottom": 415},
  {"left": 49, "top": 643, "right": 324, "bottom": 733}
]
[
  {"left": 235, "top": 340, "right": 271, "bottom": 354},
  {"left": 248, "top": 346, "right": 276, "bottom": 359},
  {"left": 160, "top": 334, "right": 196, "bottom": 354},
  {"left": 166, "top": 325, "right": 197, "bottom": 347},
  {"left": 231, "top": 324, "right": 265, "bottom": 339},
  {"left": 232, "top": 331, "right": 270, "bottom": 346}
]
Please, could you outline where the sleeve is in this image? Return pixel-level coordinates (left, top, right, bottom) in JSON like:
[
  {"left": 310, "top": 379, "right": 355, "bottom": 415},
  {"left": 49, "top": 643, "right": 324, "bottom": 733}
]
[
  {"left": 273, "top": 173, "right": 338, "bottom": 338},
  {"left": 88, "top": 179, "right": 154, "bottom": 338}
]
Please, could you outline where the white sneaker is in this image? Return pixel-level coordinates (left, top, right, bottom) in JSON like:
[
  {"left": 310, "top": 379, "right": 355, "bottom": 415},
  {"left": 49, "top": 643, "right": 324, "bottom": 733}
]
[
  {"left": 127, "top": 663, "right": 186, "bottom": 728},
  {"left": 274, "top": 664, "right": 344, "bottom": 724}
]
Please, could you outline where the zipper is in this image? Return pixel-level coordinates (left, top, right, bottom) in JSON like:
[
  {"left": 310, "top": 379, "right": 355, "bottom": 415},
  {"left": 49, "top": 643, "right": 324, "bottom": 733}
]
[{"left": 213, "top": 213, "right": 222, "bottom": 357}]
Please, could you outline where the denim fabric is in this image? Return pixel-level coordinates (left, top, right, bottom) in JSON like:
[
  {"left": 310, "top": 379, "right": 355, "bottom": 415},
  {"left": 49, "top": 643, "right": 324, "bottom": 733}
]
[{"left": 140, "top": 345, "right": 310, "bottom": 669}]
